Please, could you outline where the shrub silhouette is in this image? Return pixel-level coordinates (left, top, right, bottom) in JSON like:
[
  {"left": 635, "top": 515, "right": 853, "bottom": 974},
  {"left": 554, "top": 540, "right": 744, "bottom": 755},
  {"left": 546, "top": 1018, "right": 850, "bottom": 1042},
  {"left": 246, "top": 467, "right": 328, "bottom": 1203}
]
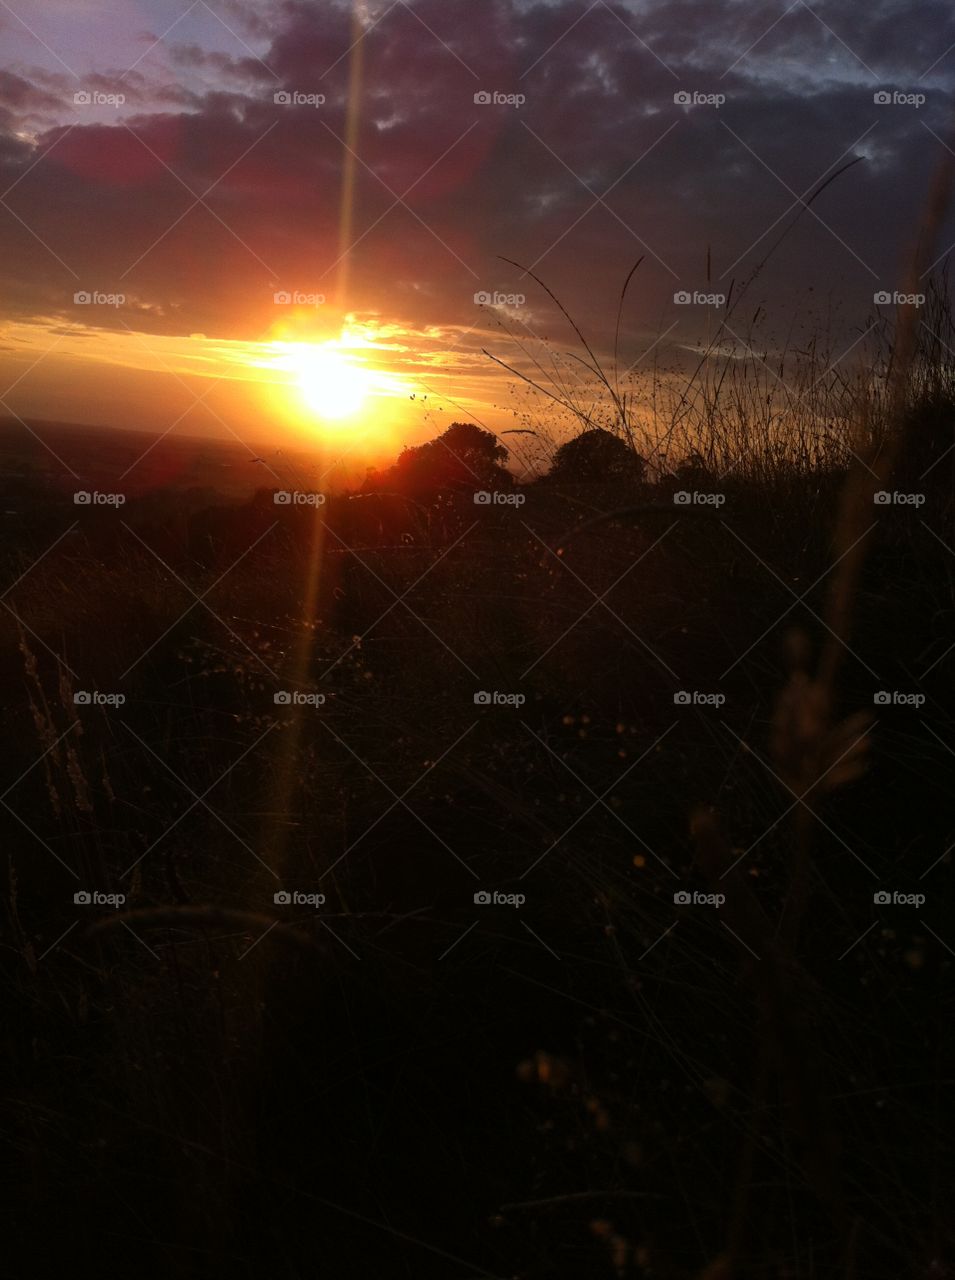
[
  {"left": 548, "top": 427, "right": 646, "bottom": 484},
  {"left": 659, "top": 449, "right": 715, "bottom": 492},
  {"left": 390, "top": 421, "right": 512, "bottom": 495}
]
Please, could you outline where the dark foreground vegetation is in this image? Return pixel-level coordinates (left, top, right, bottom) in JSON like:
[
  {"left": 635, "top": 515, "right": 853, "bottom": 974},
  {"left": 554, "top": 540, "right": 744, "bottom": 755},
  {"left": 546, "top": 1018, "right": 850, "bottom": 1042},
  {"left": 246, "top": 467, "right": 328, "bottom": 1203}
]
[{"left": 3, "top": 284, "right": 955, "bottom": 1279}]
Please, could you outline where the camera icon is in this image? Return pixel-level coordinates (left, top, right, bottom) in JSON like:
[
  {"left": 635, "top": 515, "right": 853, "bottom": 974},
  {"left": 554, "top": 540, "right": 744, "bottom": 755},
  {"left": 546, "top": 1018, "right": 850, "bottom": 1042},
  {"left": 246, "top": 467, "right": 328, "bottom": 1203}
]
[
  {"left": 674, "top": 290, "right": 691, "bottom": 304},
  {"left": 274, "top": 890, "right": 292, "bottom": 904},
  {"left": 274, "top": 491, "right": 292, "bottom": 504},
  {"left": 274, "top": 691, "right": 292, "bottom": 705},
  {"left": 73, "top": 490, "right": 92, "bottom": 504},
  {"left": 873, "top": 291, "right": 891, "bottom": 305},
  {"left": 674, "top": 91, "right": 691, "bottom": 105},
  {"left": 74, "top": 890, "right": 91, "bottom": 904},
  {"left": 474, "top": 890, "right": 492, "bottom": 904},
  {"left": 274, "top": 91, "right": 292, "bottom": 104},
  {"left": 73, "top": 91, "right": 92, "bottom": 106},
  {"left": 873, "top": 91, "right": 890, "bottom": 105},
  {"left": 474, "top": 291, "right": 492, "bottom": 305},
  {"left": 273, "top": 290, "right": 292, "bottom": 304},
  {"left": 673, "top": 691, "right": 691, "bottom": 705},
  {"left": 474, "top": 91, "right": 492, "bottom": 105},
  {"left": 873, "top": 890, "right": 891, "bottom": 905},
  {"left": 473, "top": 491, "right": 492, "bottom": 505},
  {"left": 73, "top": 291, "right": 92, "bottom": 305},
  {"left": 74, "top": 691, "right": 92, "bottom": 705},
  {"left": 674, "top": 490, "right": 691, "bottom": 505},
  {"left": 873, "top": 490, "right": 891, "bottom": 505},
  {"left": 474, "top": 691, "right": 492, "bottom": 705},
  {"left": 673, "top": 890, "right": 691, "bottom": 904},
  {"left": 873, "top": 691, "right": 891, "bottom": 705}
]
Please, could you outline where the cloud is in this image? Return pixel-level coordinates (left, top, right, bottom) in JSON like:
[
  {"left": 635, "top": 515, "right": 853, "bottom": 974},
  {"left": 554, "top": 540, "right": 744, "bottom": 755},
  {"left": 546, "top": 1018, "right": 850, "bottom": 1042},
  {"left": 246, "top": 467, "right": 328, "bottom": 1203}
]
[
  {"left": 168, "top": 42, "right": 274, "bottom": 83},
  {"left": 0, "top": 0, "right": 951, "bottom": 384}
]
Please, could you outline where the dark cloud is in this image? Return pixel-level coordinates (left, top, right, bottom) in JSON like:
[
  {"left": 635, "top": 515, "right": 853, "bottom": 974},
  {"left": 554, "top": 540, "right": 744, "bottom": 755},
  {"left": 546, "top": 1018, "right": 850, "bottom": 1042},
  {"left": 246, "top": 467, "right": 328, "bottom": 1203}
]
[
  {"left": 0, "top": 69, "right": 63, "bottom": 113},
  {"left": 0, "top": 0, "right": 952, "bottom": 368},
  {"left": 168, "top": 42, "right": 274, "bottom": 83}
]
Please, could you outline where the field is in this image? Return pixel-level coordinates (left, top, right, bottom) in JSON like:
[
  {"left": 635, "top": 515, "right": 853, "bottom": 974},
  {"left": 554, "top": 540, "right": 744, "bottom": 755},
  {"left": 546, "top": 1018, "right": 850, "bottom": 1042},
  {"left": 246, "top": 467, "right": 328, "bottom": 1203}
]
[{"left": 3, "top": 282, "right": 955, "bottom": 1279}]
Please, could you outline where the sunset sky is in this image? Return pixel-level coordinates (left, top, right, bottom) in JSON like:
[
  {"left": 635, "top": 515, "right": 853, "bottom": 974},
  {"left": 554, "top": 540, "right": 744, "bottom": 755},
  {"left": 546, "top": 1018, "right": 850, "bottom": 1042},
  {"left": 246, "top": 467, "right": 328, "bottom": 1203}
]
[{"left": 0, "top": 0, "right": 952, "bottom": 464}]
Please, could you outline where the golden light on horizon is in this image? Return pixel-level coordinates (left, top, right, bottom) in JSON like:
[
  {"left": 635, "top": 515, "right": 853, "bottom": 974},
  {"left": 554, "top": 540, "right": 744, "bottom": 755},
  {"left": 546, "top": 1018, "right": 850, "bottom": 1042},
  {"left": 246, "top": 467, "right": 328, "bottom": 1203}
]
[
  {"left": 285, "top": 343, "right": 371, "bottom": 420},
  {"left": 0, "top": 315, "right": 504, "bottom": 457},
  {"left": 262, "top": 333, "right": 412, "bottom": 437}
]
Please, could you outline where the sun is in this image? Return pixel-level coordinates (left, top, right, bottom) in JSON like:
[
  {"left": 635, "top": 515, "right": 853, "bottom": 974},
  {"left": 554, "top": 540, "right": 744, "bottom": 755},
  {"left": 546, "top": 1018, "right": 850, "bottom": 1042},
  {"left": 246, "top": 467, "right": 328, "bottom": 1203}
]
[
  {"left": 255, "top": 331, "right": 412, "bottom": 441},
  {"left": 286, "top": 344, "right": 372, "bottom": 419}
]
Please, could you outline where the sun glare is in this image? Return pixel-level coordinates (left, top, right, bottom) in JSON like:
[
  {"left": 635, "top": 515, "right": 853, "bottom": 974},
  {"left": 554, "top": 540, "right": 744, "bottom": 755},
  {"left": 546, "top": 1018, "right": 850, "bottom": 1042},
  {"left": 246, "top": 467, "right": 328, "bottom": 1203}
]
[
  {"left": 250, "top": 331, "right": 415, "bottom": 444},
  {"left": 286, "top": 344, "right": 371, "bottom": 419}
]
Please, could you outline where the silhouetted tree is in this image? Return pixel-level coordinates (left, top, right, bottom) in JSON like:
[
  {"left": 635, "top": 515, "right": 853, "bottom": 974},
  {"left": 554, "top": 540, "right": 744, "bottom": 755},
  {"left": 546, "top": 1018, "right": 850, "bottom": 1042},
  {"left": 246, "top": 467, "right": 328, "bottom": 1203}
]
[
  {"left": 390, "top": 422, "right": 512, "bottom": 495},
  {"left": 548, "top": 428, "right": 646, "bottom": 484},
  {"left": 669, "top": 450, "right": 713, "bottom": 489}
]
